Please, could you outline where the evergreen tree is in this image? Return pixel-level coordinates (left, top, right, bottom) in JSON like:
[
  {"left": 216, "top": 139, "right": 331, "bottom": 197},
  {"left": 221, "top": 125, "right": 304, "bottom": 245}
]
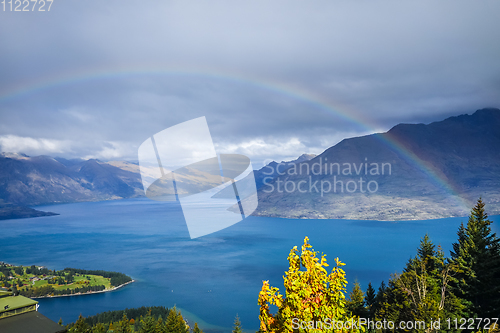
[
  {"left": 365, "top": 282, "right": 376, "bottom": 317},
  {"left": 176, "top": 313, "right": 189, "bottom": 333},
  {"left": 156, "top": 316, "right": 167, "bottom": 333},
  {"left": 70, "top": 314, "right": 91, "bottom": 333},
  {"left": 166, "top": 308, "right": 177, "bottom": 332},
  {"left": 346, "top": 280, "right": 366, "bottom": 317},
  {"left": 139, "top": 314, "right": 157, "bottom": 333},
  {"left": 114, "top": 313, "right": 132, "bottom": 333},
  {"left": 373, "top": 280, "right": 399, "bottom": 328},
  {"left": 192, "top": 322, "right": 203, "bottom": 333},
  {"left": 232, "top": 314, "right": 243, "bottom": 333},
  {"left": 450, "top": 198, "right": 500, "bottom": 317},
  {"left": 166, "top": 307, "right": 188, "bottom": 333},
  {"left": 371, "top": 280, "right": 386, "bottom": 316},
  {"left": 373, "top": 234, "right": 465, "bottom": 331},
  {"left": 414, "top": 234, "right": 437, "bottom": 272},
  {"left": 91, "top": 323, "right": 106, "bottom": 333}
]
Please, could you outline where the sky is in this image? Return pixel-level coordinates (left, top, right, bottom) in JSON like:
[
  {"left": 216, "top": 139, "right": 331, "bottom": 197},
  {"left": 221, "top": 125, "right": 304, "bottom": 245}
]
[{"left": 1, "top": 0, "right": 499, "bottom": 167}]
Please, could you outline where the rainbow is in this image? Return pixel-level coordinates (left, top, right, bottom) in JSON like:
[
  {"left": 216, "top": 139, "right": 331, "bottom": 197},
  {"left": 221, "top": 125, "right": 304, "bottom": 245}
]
[{"left": 0, "top": 65, "right": 471, "bottom": 212}]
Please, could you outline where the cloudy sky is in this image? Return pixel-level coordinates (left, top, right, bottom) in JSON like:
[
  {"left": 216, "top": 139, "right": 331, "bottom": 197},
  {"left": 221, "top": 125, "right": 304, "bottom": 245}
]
[{"left": 1, "top": 0, "right": 499, "bottom": 166}]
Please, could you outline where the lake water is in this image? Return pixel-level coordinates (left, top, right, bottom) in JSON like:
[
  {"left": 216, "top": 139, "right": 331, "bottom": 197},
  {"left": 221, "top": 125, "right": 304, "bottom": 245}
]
[{"left": 0, "top": 198, "right": 498, "bottom": 332}]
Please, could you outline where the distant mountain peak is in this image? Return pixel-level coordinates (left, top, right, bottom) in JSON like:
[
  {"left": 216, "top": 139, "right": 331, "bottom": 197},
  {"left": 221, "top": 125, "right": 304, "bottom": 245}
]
[
  {"left": 274, "top": 153, "right": 317, "bottom": 165},
  {"left": 0, "top": 152, "right": 30, "bottom": 159},
  {"left": 387, "top": 107, "right": 500, "bottom": 136},
  {"left": 434, "top": 107, "right": 500, "bottom": 125},
  {"left": 254, "top": 107, "right": 500, "bottom": 220},
  {"left": 292, "top": 153, "right": 317, "bottom": 163},
  {"left": 474, "top": 107, "right": 500, "bottom": 114}
]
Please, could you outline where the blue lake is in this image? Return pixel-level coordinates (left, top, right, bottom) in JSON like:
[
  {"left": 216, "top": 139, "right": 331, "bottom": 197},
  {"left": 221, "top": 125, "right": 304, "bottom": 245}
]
[{"left": 0, "top": 198, "right": 498, "bottom": 332}]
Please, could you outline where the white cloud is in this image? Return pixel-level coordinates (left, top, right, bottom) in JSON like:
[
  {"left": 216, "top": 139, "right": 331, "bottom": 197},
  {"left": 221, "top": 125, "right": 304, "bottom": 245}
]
[
  {"left": 216, "top": 136, "right": 318, "bottom": 166},
  {"left": 0, "top": 135, "right": 140, "bottom": 162},
  {"left": 0, "top": 135, "right": 72, "bottom": 155},
  {"left": 83, "top": 141, "right": 136, "bottom": 161},
  {"left": 0, "top": 0, "right": 499, "bottom": 163},
  {"left": 214, "top": 128, "right": 377, "bottom": 166}
]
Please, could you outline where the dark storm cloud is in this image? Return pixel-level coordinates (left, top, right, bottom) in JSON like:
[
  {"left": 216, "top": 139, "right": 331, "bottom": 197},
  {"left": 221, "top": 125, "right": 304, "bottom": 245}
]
[{"left": 0, "top": 0, "right": 499, "bottom": 162}]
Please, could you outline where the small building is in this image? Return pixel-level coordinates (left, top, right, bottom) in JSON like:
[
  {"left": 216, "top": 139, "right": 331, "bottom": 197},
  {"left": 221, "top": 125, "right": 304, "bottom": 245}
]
[{"left": 0, "top": 290, "right": 66, "bottom": 333}]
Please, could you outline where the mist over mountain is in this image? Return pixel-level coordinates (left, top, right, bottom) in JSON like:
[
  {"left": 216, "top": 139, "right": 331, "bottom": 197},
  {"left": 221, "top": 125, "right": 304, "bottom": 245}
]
[
  {"left": 0, "top": 108, "right": 498, "bottom": 221},
  {"left": 252, "top": 108, "right": 500, "bottom": 220},
  {"left": 0, "top": 154, "right": 143, "bottom": 207}
]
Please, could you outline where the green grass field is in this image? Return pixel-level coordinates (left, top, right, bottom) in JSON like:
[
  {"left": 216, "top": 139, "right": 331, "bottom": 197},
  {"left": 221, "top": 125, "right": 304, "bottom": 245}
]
[{"left": 1, "top": 266, "right": 113, "bottom": 291}]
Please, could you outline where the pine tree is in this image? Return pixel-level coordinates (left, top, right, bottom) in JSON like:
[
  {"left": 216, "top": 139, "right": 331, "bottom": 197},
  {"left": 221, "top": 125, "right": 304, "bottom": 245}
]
[
  {"left": 372, "top": 280, "right": 386, "bottom": 316},
  {"left": 176, "top": 312, "right": 189, "bottom": 333},
  {"left": 346, "top": 280, "right": 366, "bottom": 317},
  {"left": 165, "top": 307, "right": 188, "bottom": 333},
  {"left": 70, "top": 314, "right": 91, "bottom": 333},
  {"left": 373, "top": 280, "right": 398, "bottom": 327},
  {"left": 393, "top": 236, "right": 442, "bottom": 323},
  {"left": 114, "top": 313, "right": 132, "bottom": 333},
  {"left": 91, "top": 323, "right": 107, "bottom": 333},
  {"left": 374, "top": 235, "right": 465, "bottom": 329},
  {"left": 416, "top": 234, "right": 437, "bottom": 272},
  {"left": 232, "top": 314, "right": 243, "bottom": 333},
  {"left": 450, "top": 198, "right": 500, "bottom": 317},
  {"left": 156, "top": 316, "right": 167, "bottom": 333},
  {"left": 166, "top": 308, "right": 177, "bottom": 332},
  {"left": 139, "top": 312, "right": 157, "bottom": 333},
  {"left": 365, "top": 282, "right": 376, "bottom": 317},
  {"left": 192, "top": 322, "right": 203, "bottom": 333}
]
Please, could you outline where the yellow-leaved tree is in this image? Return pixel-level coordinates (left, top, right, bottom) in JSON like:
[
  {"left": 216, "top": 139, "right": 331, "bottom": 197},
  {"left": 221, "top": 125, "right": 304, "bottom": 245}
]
[{"left": 258, "top": 237, "right": 364, "bottom": 332}]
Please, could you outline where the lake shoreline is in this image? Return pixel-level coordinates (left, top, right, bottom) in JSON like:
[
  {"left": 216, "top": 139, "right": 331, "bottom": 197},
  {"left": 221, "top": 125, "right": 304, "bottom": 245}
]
[
  {"left": 6, "top": 199, "right": 499, "bottom": 332},
  {"left": 30, "top": 280, "right": 135, "bottom": 299}
]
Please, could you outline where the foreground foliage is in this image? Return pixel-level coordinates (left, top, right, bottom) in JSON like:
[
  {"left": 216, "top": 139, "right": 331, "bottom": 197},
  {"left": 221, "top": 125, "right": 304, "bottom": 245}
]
[
  {"left": 356, "top": 198, "right": 500, "bottom": 332},
  {"left": 67, "top": 306, "right": 199, "bottom": 333},
  {"left": 258, "top": 236, "right": 363, "bottom": 332},
  {"left": 450, "top": 198, "right": 500, "bottom": 318},
  {"left": 259, "top": 198, "right": 499, "bottom": 332}
]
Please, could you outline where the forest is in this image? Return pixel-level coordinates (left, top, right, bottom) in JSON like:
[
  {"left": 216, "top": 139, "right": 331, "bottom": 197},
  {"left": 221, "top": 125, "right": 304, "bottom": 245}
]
[{"left": 66, "top": 306, "right": 210, "bottom": 333}]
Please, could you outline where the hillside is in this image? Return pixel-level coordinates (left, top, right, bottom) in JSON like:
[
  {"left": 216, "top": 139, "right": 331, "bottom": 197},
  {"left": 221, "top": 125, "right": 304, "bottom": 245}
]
[
  {"left": 0, "top": 201, "right": 58, "bottom": 220},
  {"left": 0, "top": 154, "right": 144, "bottom": 207},
  {"left": 252, "top": 108, "right": 500, "bottom": 220},
  {"left": 1, "top": 108, "right": 499, "bottom": 221}
]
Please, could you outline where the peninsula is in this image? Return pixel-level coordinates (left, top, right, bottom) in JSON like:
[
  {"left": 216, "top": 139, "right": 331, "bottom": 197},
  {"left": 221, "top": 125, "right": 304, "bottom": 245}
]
[{"left": 0, "top": 262, "right": 133, "bottom": 298}]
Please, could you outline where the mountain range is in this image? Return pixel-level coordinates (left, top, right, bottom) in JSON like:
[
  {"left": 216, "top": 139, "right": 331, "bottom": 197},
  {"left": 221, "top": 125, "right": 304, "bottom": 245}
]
[
  {"left": 252, "top": 108, "right": 500, "bottom": 220},
  {"left": 0, "top": 107, "right": 499, "bottom": 220},
  {"left": 0, "top": 154, "right": 145, "bottom": 219}
]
